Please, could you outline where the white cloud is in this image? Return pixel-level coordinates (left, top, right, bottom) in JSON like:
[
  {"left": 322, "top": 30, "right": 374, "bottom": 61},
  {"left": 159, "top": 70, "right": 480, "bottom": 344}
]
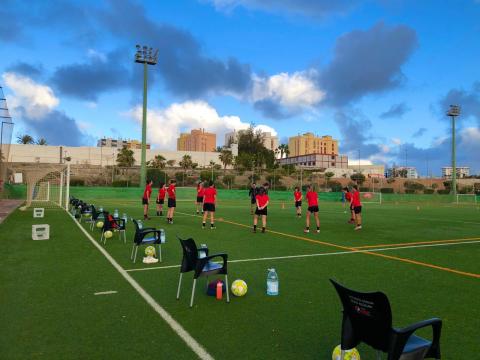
[
  {"left": 347, "top": 159, "right": 373, "bottom": 166},
  {"left": 125, "top": 100, "right": 278, "bottom": 150},
  {"left": 460, "top": 126, "right": 480, "bottom": 144},
  {"left": 391, "top": 138, "right": 402, "bottom": 145},
  {"left": 252, "top": 71, "right": 324, "bottom": 108},
  {"left": 87, "top": 49, "right": 107, "bottom": 62},
  {"left": 2, "top": 72, "right": 59, "bottom": 119}
]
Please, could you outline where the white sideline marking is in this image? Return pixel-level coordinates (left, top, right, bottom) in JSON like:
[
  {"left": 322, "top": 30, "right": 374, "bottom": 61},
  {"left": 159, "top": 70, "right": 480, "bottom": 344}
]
[
  {"left": 68, "top": 212, "right": 214, "bottom": 360},
  {"left": 94, "top": 290, "right": 118, "bottom": 295},
  {"left": 417, "top": 217, "right": 480, "bottom": 226},
  {"left": 125, "top": 240, "right": 480, "bottom": 272}
]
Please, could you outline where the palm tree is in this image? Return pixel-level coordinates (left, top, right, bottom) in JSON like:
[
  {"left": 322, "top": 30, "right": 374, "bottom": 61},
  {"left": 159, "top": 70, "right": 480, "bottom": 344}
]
[
  {"left": 147, "top": 154, "right": 166, "bottom": 169},
  {"left": 36, "top": 138, "right": 48, "bottom": 145},
  {"left": 166, "top": 159, "right": 176, "bottom": 168},
  {"left": 218, "top": 149, "right": 233, "bottom": 174},
  {"left": 17, "top": 134, "right": 34, "bottom": 144},
  {"left": 179, "top": 155, "right": 193, "bottom": 174},
  {"left": 116, "top": 147, "right": 135, "bottom": 167},
  {"left": 277, "top": 143, "right": 290, "bottom": 159}
]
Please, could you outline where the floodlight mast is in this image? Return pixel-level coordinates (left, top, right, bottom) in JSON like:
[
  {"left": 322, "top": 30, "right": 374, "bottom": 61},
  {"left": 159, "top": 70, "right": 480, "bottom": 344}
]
[
  {"left": 447, "top": 105, "right": 461, "bottom": 198},
  {"left": 135, "top": 44, "right": 158, "bottom": 188}
]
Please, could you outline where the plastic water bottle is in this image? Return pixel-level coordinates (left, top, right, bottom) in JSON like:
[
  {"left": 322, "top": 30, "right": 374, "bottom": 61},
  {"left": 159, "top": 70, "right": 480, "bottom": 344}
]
[
  {"left": 160, "top": 229, "right": 166, "bottom": 244},
  {"left": 99, "top": 207, "right": 103, "bottom": 212},
  {"left": 122, "top": 213, "right": 128, "bottom": 223},
  {"left": 114, "top": 209, "right": 119, "bottom": 218},
  {"left": 267, "top": 268, "right": 279, "bottom": 296},
  {"left": 137, "top": 220, "right": 143, "bottom": 230},
  {"left": 198, "top": 244, "right": 207, "bottom": 258}
]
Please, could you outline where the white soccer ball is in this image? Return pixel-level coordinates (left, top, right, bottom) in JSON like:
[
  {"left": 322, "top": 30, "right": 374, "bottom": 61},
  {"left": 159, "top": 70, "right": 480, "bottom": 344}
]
[{"left": 231, "top": 279, "right": 248, "bottom": 297}]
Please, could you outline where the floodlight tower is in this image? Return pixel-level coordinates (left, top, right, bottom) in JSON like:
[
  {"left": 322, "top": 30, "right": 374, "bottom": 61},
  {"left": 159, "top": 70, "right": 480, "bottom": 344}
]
[
  {"left": 135, "top": 45, "right": 158, "bottom": 188},
  {"left": 447, "top": 104, "right": 461, "bottom": 198}
]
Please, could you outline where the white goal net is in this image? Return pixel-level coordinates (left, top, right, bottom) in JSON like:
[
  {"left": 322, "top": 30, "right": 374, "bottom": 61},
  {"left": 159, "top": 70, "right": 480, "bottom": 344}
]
[
  {"left": 360, "top": 192, "right": 382, "bottom": 204},
  {"left": 456, "top": 194, "right": 478, "bottom": 205},
  {"left": 22, "top": 164, "right": 70, "bottom": 209}
]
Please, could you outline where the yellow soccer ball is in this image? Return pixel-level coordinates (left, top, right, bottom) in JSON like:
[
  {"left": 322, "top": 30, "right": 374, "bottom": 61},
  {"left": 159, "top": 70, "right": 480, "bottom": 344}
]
[
  {"left": 104, "top": 230, "right": 113, "bottom": 239},
  {"left": 332, "top": 345, "right": 360, "bottom": 360},
  {"left": 231, "top": 279, "right": 248, "bottom": 297},
  {"left": 145, "top": 246, "right": 156, "bottom": 257},
  {"left": 96, "top": 221, "right": 104, "bottom": 228}
]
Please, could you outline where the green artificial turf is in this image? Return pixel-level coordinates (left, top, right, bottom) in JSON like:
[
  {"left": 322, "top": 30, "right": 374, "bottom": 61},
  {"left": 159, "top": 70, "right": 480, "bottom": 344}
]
[{"left": 1, "top": 187, "right": 479, "bottom": 359}]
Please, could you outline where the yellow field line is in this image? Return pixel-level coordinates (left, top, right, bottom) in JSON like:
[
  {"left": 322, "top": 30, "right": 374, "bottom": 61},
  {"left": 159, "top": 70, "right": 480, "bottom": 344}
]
[{"left": 177, "top": 211, "right": 480, "bottom": 280}]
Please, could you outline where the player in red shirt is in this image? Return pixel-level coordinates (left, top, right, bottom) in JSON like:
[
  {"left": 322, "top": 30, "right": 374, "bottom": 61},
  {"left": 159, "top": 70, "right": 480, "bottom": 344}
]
[
  {"left": 196, "top": 181, "right": 205, "bottom": 215},
  {"left": 156, "top": 182, "right": 166, "bottom": 216},
  {"left": 142, "top": 179, "right": 153, "bottom": 220},
  {"left": 351, "top": 185, "right": 362, "bottom": 230},
  {"left": 202, "top": 181, "right": 217, "bottom": 229},
  {"left": 253, "top": 187, "right": 269, "bottom": 233},
  {"left": 343, "top": 187, "right": 355, "bottom": 224},
  {"left": 166, "top": 179, "right": 176, "bottom": 224},
  {"left": 293, "top": 186, "right": 302, "bottom": 217},
  {"left": 304, "top": 184, "right": 320, "bottom": 233}
]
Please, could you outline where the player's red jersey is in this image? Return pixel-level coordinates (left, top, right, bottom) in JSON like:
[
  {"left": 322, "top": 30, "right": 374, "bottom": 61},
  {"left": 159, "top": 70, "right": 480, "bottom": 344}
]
[
  {"left": 157, "top": 187, "right": 166, "bottom": 200},
  {"left": 294, "top": 191, "right": 302, "bottom": 201},
  {"left": 256, "top": 194, "right": 269, "bottom": 208},
  {"left": 197, "top": 186, "right": 205, "bottom": 197},
  {"left": 143, "top": 183, "right": 152, "bottom": 199},
  {"left": 352, "top": 190, "right": 361, "bottom": 207},
  {"left": 203, "top": 187, "right": 216, "bottom": 204},
  {"left": 306, "top": 191, "right": 318, "bottom": 207},
  {"left": 167, "top": 184, "right": 176, "bottom": 199},
  {"left": 345, "top": 192, "right": 352, "bottom": 202}
]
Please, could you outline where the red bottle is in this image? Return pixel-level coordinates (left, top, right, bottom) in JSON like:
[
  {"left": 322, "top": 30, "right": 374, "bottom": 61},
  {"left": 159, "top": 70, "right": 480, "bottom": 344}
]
[{"left": 216, "top": 281, "right": 223, "bottom": 300}]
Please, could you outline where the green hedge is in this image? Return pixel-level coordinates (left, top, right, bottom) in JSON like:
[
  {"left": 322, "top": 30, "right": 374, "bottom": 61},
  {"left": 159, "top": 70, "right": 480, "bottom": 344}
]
[
  {"left": 437, "top": 189, "right": 450, "bottom": 195},
  {"left": 380, "top": 188, "right": 394, "bottom": 193},
  {"left": 423, "top": 189, "right": 435, "bottom": 194}
]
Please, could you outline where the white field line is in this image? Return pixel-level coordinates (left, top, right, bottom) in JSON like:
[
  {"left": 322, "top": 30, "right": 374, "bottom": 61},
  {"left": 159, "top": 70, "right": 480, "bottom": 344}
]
[
  {"left": 125, "top": 239, "right": 480, "bottom": 272},
  {"left": 94, "top": 290, "right": 118, "bottom": 295},
  {"left": 68, "top": 212, "right": 214, "bottom": 360},
  {"left": 416, "top": 217, "right": 480, "bottom": 225}
]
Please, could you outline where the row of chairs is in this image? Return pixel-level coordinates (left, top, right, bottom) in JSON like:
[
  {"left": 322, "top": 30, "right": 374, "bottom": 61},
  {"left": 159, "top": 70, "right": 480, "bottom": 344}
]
[{"left": 69, "top": 197, "right": 165, "bottom": 263}]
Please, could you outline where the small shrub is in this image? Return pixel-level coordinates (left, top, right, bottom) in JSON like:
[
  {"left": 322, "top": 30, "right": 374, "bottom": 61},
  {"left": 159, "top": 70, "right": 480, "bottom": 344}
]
[
  {"left": 405, "top": 189, "right": 416, "bottom": 194},
  {"left": 112, "top": 180, "right": 128, "bottom": 187},
  {"left": 386, "top": 178, "right": 395, "bottom": 184},
  {"left": 423, "top": 188, "right": 435, "bottom": 194},
  {"left": 359, "top": 187, "right": 371, "bottom": 192},
  {"left": 70, "top": 178, "right": 85, "bottom": 186},
  {"left": 329, "top": 180, "right": 342, "bottom": 192},
  {"left": 380, "top": 188, "right": 394, "bottom": 193},
  {"left": 437, "top": 189, "right": 450, "bottom": 195}
]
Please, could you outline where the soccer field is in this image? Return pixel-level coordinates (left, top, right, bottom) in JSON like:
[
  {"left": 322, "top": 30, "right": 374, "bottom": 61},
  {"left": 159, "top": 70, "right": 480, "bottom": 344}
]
[{"left": 1, "top": 187, "right": 480, "bottom": 359}]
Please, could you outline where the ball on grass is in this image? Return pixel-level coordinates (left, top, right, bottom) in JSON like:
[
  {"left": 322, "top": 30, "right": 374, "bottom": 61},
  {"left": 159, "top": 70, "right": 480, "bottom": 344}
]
[
  {"left": 231, "top": 279, "right": 248, "bottom": 297},
  {"left": 145, "top": 245, "right": 156, "bottom": 257},
  {"left": 332, "top": 345, "right": 360, "bottom": 360},
  {"left": 96, "top": 221, "right": 104, "bottom": 228},
  {"left": 104, "top": 230, "right": 113, "bottom": 239}
]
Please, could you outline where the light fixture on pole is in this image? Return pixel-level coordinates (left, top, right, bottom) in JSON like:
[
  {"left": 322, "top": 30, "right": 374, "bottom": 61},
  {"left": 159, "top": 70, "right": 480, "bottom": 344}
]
[
  {"left": 446, "top": 104, "right": 461, "bottom": 197},
  {"left": 135, "top": 44, "right": 158, "bottom": 188}
]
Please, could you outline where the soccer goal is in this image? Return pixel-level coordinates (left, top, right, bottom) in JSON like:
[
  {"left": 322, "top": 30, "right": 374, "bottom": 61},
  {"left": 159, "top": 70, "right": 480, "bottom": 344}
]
[
  {"left": 360, "top": 192, "right": 382, "bottom": 204},
  {"left": 22, "top": 164, "right": 70, "bottom": 209},
  {"left": 456, "top": 194, "right": 478, "bottom": 205}
]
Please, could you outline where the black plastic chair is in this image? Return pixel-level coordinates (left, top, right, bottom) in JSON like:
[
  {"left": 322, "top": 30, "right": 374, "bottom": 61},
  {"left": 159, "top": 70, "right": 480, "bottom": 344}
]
[
  {"left": 131, "top": 219, "right": 165, "bottom": 263},
  {"left": 176, "top": 236, "right": 229, "bottom": 307},
  {"left": 88, "top": 205, "right": 107, "bottom": 231},
  {"left": 100, "top": 213, "right": 126, "bottom": 244},
  {"left": 330, "top": 279, "right": 442, "bottom": 360}
]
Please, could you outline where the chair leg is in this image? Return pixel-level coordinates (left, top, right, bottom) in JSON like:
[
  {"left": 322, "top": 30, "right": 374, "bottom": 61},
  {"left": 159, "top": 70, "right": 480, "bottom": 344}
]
[
  {"left": 158, "top": 244, "right": 162, "bottom": 262},
  {"left": 123, "top": 230, "right": 126, "bottom": 244},
  {"left": 340, "top": 350, "right": 345, "bottom": 360},
  {"left": 134, "top": 246, "right": 138, "bottom": 263},
  {"left": 100, "top": 231, "right": 104, "bottom": 243},
  {"left": 190, "top": 279, "right": 197, "bottom": 307},
  {"left": 376, "top": 351, "right": 382, "bottom": 360},
  {"left": 131, "top": 244, "right": 135, "bottom": 260},
  {"left": 225, "top": 275, "right": 230, "bottom": 303},
  {"left": 176, "top": 273, "right": 183, "bottom": 299}
]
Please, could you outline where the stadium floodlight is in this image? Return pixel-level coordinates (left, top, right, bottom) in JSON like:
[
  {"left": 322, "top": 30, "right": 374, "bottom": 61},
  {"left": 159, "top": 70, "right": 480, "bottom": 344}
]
[
  {"left": 135, "top": 44, "right": 158, "bottom": 188},
  {"left": 446, "top": 105, "right": 461, "bottom": 198}
]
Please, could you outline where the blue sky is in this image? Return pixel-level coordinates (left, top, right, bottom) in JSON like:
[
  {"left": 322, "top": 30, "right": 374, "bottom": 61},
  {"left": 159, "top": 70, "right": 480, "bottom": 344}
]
[{"left": 1, "top": 0, "right": 479, "bottom": 175}]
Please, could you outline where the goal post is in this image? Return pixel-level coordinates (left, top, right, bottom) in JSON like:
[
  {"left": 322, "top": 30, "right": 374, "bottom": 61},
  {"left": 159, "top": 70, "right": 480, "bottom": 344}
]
[
  {"left": 20, "top": 164, "right": 70, "bottom": 209},
  {"left": 456, "top": 194, "right": 477, "bottom": 205},
  {"left": 360, "top": 192, "right": 382, "bottom": 204}
]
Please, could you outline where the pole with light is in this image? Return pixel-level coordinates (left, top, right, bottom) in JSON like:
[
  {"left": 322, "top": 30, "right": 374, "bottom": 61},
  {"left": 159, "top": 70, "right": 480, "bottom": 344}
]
[
  {"left": 135, "top": 44, "right": 158, "bottom": 188},
  {"left": 447, "top": 105, "right": 460, "bottom": 198}
]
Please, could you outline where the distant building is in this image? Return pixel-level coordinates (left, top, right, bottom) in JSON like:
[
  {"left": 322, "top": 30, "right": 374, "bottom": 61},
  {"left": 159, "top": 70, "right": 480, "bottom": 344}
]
[
  {"left": 442, "top": 166, "right": 470, "bottom": 179},
  {"left": 386, "top": 166, "right": 418, "bottom": 179},
  {"left": 278, "top": 154, "right": 348, "bottom": 169},
  {"left": 97, "top": 138, "right": 150, "bottom": 149},
  {"left": 288, "top": 133, "right": 338, "bottom": 157},
  {"left": 224, "top": 129, "right": 279, "bottom": 152},
  {"left": 177, "top": 128, "right": 216, "bottom": 152}
]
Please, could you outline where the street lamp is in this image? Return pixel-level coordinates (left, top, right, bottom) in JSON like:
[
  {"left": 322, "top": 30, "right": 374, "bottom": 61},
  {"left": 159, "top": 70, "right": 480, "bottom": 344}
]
[
  {"left": 447, "top": 105, "right": 461, "bottom": 197},
  {"left": 135, "top": 44, "right": 158, "bottom": 188}
]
